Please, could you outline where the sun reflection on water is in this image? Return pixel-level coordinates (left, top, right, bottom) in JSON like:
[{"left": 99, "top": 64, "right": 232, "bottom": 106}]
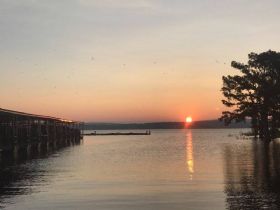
[{"left": 186, "top": 130, "right": 194, "bottom": 180}]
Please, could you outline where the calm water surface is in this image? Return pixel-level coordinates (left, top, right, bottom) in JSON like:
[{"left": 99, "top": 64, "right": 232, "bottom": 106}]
[{"left": 1, "top": 129, "right": 280, "bottom": 210}]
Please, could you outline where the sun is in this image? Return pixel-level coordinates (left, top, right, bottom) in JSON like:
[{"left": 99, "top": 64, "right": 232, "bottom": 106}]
[{"left": 186, "top": 116, "right": 192, "bottom": 123}]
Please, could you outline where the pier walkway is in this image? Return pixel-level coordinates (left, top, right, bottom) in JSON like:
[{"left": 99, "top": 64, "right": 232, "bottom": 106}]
[{"left": 0, "top": 108, "right": 83, "bottom": 155}]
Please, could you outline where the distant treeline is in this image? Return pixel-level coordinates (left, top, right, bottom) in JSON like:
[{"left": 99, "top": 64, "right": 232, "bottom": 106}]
[{"left": 84, "top": 120, "right": 250, "bottom": 130}]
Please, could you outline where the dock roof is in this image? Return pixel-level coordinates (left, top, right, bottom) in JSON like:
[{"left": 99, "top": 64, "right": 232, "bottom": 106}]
[{"left": 0, "top": 108, "right": 78, "bottom": 123}]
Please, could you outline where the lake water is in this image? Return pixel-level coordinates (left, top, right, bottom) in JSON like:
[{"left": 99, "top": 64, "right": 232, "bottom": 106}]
[{"left": 1, "top": 129, "right": 280, "bottom": 210}]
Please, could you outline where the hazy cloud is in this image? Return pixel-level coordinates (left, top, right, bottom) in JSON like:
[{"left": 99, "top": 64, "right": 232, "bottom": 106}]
[{"left": 78, "top": 0, "right": 155, "bottom": 8}]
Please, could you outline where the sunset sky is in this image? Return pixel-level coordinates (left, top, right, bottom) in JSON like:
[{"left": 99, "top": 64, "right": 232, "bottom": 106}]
[{"left": 1, "top": 0, "right": 280, "bottom": 122}]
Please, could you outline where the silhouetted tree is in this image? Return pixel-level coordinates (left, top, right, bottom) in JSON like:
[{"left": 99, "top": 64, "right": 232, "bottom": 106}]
[{"left": 220, "top": 50, "right": 280, "bottom": 140}]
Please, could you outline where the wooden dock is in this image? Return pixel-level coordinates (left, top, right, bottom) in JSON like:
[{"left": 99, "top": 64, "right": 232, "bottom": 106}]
[
  {"left": 0, "top": 108, "right": 83, "bottom": 158},
  {"left": 84, "top": 131, "right": 151, "bottom": 136}
]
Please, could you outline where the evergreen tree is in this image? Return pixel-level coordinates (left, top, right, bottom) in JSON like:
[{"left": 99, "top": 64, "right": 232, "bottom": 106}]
[{"left": 220, "top": 50, "right": 280, "bottom": 140}]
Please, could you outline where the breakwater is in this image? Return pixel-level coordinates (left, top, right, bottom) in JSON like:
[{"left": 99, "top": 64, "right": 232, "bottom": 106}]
[{"left": 83, "top": 130, "right": 151, "bottom": 136}]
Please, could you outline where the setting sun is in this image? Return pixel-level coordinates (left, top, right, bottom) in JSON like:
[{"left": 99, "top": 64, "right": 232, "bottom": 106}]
[{"left": 186, "top": 116, "right": 193, "bottom": 123}]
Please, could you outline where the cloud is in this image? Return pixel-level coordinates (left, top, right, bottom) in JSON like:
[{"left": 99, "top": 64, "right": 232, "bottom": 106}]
[{"left": 78, "top": 0, "right": 155, "bottom": 9}]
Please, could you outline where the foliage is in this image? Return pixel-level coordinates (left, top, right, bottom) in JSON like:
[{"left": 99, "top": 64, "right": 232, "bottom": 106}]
[{"left": 220, "top": 50, "right": 280, "bottom": 140}]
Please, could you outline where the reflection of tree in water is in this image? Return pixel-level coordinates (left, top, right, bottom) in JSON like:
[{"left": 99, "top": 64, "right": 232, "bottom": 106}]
[{"left": 223, "top": 141, "right": 280, "bottom": 209}]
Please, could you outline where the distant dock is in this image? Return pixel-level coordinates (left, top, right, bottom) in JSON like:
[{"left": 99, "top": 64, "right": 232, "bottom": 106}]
[{"left": 84, "top": 130, "right": 151, "bottom": 136}]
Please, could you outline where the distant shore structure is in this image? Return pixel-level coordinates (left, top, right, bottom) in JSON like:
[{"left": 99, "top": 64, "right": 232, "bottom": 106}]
[
  {"left": 0, "top": 108, "right": 83, "bottom": 157},
  {"left": 84, "top": 130, "right": 151, "bottom": 136}
]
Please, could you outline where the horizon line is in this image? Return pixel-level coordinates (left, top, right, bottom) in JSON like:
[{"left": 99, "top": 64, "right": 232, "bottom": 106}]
[{"left": 84, "top": 119, "right": 221, "bottom": 124}]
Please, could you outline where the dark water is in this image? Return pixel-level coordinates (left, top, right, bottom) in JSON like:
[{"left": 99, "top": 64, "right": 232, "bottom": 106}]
[{"left": 0, "top": 129, "right": 280, "bottom": 210}]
